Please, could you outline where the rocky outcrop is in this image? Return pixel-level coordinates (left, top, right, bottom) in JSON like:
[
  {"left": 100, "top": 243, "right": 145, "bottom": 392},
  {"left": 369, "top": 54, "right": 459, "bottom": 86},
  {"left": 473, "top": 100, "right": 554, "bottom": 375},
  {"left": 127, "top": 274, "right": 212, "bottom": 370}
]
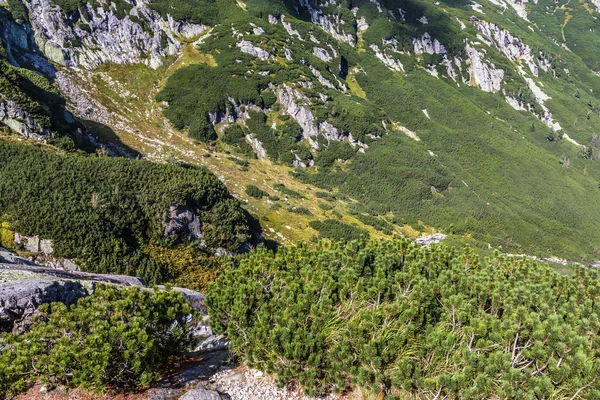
[
  {"left": 312, "top": 47, "right": 332, "bottom": 62},
  {"left": 369, "top": 43, "right": 404, "bottom": 72},
  {"left": 164, "top": 204, "right": 204, "bottom": 242},
  {"left": 0, "top": 248, "right": 37, "bottom": 266},
  {"left": 236, "top": 40, "right": 272, "bottom": 60},
  {"left": 309, "top": 66, "right": 335, "bottom": 89},
  {"left": 0, "top": 95, "right": 51, "bottom": 141},
  {"left": 0, "top": 268, "right": 92, "bottom": 333},
  {"left": 23, "top": 0, "right": 207, "bottom": 70},
  {"left": 246, "top": 134, "right": 267, "bottom": 159},
  {"left": 465, "top": 44, "right": 504, "bottom": 92},
  {"left": 13, "top": 233, "right": 54, "bottom": 255},
  {"left": 281, "top": 15, "right": 304, "bottom": 41},
  {"left": 416, "top": 233, "right": 447, "bottom": 246},
  {"left": 356, "top": 16, "right": 369, "bottom": 32},
  {"left": 412, "top": 33, "right": 446, "bottom": 55},
  {"left": 276, "top": 84, "right": 347, "bottom": 148},
  {"left": 471, "top": 19, "right": 550, "bottom": 77},
  {"left": 0, "top": 14, "right": 34, "bottom": 67},
  {"left": 298, "top": 0, "right": 356, "bottom": 45},
  {"left": 0, "top": 260, "right": 213, "bottom": 338},
  {"left": 166, "top": 14, "right": 207, "bottom": 39},
  {"left": 520, "top": 72, "right": 561, "bottom": 131}
]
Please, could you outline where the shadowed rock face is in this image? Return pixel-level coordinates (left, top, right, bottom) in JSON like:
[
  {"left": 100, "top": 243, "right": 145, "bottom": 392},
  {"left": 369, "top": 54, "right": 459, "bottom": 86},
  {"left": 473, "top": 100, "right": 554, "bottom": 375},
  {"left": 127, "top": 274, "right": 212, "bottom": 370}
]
[
  {"left": 0, "top": 95, "right": 51, "bottom": 141},
  {"left": 0, "top": 271, "right": 91, "bottom": 333},
  {"left": 164, "top": 204, "right": 204, "bottom": 242}
]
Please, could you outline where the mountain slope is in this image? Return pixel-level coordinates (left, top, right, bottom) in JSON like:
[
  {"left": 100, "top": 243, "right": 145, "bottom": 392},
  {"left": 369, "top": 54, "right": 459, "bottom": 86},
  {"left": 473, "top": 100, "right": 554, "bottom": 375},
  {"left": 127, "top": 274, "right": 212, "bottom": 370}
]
[{"left": 2, "top": 0, "right": 600, "bottom": 261}]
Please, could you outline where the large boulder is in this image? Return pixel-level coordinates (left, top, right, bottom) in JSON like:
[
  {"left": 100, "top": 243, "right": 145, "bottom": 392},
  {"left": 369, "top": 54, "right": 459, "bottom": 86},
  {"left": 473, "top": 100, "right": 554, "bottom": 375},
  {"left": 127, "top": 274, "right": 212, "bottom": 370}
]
[
  {"left": 0, "top": 255, "right": 221, "bottom": 349},
  {"left": 0, "top": 269, "right": 92, "bottom": 333}
]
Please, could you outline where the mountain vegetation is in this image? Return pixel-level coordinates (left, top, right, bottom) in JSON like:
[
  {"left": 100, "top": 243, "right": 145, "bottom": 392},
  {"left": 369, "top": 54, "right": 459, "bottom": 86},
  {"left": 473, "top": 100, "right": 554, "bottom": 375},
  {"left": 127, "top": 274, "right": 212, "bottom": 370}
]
[
  {"left": 208, "top": 238, "right": 600, "bottom": 399},
  {"left": 0, "top": 285, "right": 195, "bottom": 397},
  {"left": 4, "top": 0, "right": 600, "bottom": 396},
  {"left": 0, "top": 141, "right": 252, "bottom": 284},
  {"left": 149, "top": 0, "right": 600, "bottom": 262}
]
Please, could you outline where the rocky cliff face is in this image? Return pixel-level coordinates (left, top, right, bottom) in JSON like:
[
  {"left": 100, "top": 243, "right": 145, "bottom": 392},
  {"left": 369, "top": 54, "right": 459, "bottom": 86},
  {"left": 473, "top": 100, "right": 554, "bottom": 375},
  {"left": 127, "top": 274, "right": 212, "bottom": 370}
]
[
  {"left": 0, "top": 0, "right": 207, "bottom": 142},
  {"left": 24, "top": 0, "right": 206, "bottom": 70}
]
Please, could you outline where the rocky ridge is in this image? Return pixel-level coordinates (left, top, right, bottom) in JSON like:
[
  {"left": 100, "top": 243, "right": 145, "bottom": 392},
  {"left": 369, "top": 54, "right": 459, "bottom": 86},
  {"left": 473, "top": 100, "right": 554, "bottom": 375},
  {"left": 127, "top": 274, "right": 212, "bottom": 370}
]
[
  {"left": 0, "top": 0, "right": 206, "bottom": 141},
  {"left": 0, "top": 0, "right": 577, "bottom": 156},
  {"left": 24, "top": 0, "right": 206, "bottom": 70}
]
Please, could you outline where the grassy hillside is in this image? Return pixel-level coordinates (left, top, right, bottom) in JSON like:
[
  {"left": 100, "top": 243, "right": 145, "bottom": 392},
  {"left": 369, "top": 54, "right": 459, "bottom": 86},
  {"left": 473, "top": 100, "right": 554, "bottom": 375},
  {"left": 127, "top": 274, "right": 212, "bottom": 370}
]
[{"left": 4, "top": 0, "right": 600, "bottom": 262}]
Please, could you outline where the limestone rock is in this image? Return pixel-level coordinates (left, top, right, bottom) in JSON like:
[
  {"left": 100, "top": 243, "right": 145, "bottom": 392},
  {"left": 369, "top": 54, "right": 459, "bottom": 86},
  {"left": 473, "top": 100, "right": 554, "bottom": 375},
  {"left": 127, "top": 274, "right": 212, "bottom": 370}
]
[
  {"left": 179, "top": 388, "right": 223, "bottom": 400},
  {"left": 0, "top": 259, "right": 212, "bottom": 336},
  {"left": 164, "top": 204, "right": 204, "bottom": 242},
  {"left": 298, "top": 0, "right": 355, "bottom": 45},
  {"left": 471, "top": 19, "right": 550, "bottom": 77},
  {"left": 465, "top": 45, "right": 504, "bottom": 92},
  {"left": 370, "top": 43, "right": 404, "bottom": 72},
  {"left": 412, "top": 32, "right": 446, "bottom": 55},
  {"left": 416, "top": 233, "right": 447, "bottom": 246},
  {"left": 236, "top": 40, "right": 272, "bottom": 60},
  {"left": 0, "top": 270, "right": 93, "bottom": 333},
  {"left": 312, "top": 47, "right": 332, "bottom": 62},
  {"left": 23, "top": 0, "right": 206, "bottom": 70},
  {"left": 246, "top": 134, "right": 268, "bottom": 159},
  {"left": 276, "top": 84, "right": 348, "bottom": 148},
  {"left": 0, "top": 96, "right": 51, "bottom": 141}
]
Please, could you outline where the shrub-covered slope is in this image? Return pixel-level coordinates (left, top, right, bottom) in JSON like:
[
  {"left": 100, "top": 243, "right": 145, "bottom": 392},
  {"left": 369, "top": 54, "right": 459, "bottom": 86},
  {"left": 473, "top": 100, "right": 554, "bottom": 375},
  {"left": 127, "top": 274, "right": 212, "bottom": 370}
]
[
  {"left": 0, "top": 141, "right": 253, "bottom": 284},
  {"left": 208, "top": 239, "right": 600, "bottom": 398},
  {"left": 0, "top": 284, "right": 195, "bottom": 397}
]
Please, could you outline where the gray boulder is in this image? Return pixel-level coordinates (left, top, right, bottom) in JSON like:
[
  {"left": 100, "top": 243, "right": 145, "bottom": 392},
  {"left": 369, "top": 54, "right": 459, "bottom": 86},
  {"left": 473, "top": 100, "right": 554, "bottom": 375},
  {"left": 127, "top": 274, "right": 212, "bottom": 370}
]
[
  {"left": 0, "top": 270, "right": 92, "bottom": 333},
  {"left": 0, "top": 96, "right": 51, "bottom": 141},
  {"left": 179, "top": 388, "right": 224, "bottom": 400}
]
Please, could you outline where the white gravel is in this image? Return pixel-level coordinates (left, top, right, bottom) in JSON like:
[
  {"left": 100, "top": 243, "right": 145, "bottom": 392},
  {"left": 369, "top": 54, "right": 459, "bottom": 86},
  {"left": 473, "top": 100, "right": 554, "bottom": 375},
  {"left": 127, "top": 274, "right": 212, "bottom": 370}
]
[{"left": 205, "top": 366, "right": 339, "bottom": 400}]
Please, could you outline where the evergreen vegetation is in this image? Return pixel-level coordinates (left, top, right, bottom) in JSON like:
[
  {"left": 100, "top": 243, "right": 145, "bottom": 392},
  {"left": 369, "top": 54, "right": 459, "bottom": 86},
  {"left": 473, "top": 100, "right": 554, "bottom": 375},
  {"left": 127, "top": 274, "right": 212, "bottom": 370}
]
[
  {"left": 147, "top": 0, "right": 219, "bottom": 25},
  {"left": 0, "top": 142, "right": 251, "bottom": 284},
  {"left": 245, "top": 184, "right": 268, "bottom": 199},
  {"left": 208, "top": 239, "right": 600, "bottom": 398},
  {"left": 221, "top": 124, "right": 256, "bottom": 158},
  {"left": 308, "top": 219, "right": 368, "bottom": 241},
  {"left": 0, "top": 285, "right": 195, "bottom": 397}
]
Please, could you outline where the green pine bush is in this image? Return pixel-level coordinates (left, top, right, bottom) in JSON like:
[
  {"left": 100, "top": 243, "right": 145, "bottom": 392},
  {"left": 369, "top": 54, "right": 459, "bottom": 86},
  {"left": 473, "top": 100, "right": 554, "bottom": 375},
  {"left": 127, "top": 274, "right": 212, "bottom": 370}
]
[
  {"left": 245, "top": 184, "right": 268, "bottom": 199},
  {"left": 0, "top": 285, "right": 195, "bottom": 397},
  {"left": 208, "top": 239, "right": 600, "bottom": 398},
  {"left": 0, "top": 142, "right": 251, "bottom": 284}
]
